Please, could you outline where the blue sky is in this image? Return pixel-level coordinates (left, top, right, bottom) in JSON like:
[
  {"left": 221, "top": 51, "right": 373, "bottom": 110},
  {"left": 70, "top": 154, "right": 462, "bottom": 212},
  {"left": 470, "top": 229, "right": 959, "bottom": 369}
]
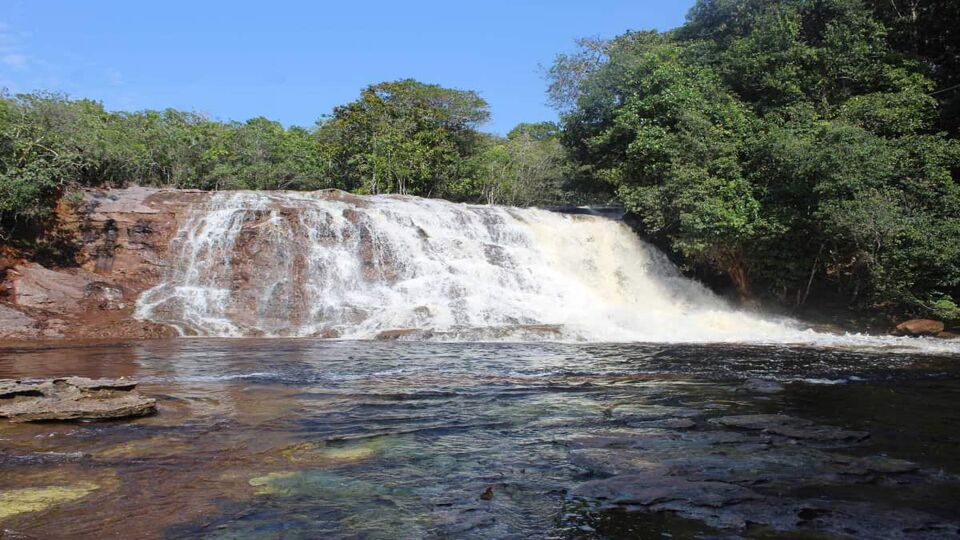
[{"left": 0, "top": 1, "right": 693, "bottom": 134}]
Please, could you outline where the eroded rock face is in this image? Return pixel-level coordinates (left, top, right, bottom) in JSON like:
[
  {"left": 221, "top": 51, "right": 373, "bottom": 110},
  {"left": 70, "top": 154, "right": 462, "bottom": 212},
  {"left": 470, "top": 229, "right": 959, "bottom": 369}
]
[
  {"left": 0, "top": 304, "right": 41, "bottom": 339},
  {"left": 0, "top": 377, "right": 156, "bottom": 422},
  {"left": 7, "top": 263, "right": 94, "bottom": 313},
  {"left": 0, "top": 187, "right": 204, "bottom": 339}
]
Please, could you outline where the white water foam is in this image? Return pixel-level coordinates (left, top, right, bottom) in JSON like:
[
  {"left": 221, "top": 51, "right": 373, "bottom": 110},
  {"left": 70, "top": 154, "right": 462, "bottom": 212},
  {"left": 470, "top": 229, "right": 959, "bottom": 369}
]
[{"left": 134, "top": 191, "right": 958, "bottom": 354}]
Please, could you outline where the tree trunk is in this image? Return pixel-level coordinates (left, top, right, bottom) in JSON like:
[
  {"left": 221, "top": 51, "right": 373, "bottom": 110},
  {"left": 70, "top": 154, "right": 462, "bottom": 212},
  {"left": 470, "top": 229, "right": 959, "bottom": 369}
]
[{"left": 719, "top": 249, "right": 753, "bottom": 305}]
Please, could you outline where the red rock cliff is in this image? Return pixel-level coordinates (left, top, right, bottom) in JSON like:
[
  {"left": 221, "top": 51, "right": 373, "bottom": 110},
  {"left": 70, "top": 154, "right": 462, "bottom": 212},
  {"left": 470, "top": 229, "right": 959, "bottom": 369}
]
[{"left": 0, "top": 187, "right": 206, "bottom": 339}]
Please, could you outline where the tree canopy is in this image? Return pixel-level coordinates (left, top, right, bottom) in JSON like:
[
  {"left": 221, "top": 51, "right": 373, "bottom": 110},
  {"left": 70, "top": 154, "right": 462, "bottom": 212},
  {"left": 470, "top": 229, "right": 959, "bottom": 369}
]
[
  {"left": 550, "top": 0, "right": 960, "bottom": 320},
  {"left": 3, "top": 0, "right": 958, "bottom": 323}
]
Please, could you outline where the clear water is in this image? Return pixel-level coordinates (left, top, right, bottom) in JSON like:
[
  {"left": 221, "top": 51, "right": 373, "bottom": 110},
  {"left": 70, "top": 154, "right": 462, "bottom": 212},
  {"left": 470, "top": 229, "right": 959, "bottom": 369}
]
[{"left": 1, "top": 340, "right": 958, "bottom": 538}]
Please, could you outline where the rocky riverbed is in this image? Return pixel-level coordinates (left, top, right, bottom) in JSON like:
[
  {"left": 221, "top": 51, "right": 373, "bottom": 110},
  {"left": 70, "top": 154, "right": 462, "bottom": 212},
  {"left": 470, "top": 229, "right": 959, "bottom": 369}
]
[{"left": 0, "top": 340, "right": 958, "bottom": 538}]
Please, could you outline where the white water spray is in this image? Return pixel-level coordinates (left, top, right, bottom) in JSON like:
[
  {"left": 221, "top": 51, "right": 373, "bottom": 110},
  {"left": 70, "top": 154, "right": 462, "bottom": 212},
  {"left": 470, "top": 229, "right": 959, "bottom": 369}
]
[{"left": 135, "top": 191, "right": 958, "bottom": 353}]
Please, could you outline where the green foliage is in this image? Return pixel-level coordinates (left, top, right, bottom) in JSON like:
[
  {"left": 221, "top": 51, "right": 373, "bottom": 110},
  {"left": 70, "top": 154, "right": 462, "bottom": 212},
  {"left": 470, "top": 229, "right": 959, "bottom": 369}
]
[
  {"left": 320, "top": 79, "right": 490, "bottom": 198},
  {"left": 552, "top": 0, "right": 960, "bottom": 319},
  {"left": 474, "top": 124, "right": 571, "bottom": 206},
  {"left": 864, "top": 0, "right": 960, "bottom": 133},
  {"left": 0, "top": 81, "right": 575, "bottom": 244}
]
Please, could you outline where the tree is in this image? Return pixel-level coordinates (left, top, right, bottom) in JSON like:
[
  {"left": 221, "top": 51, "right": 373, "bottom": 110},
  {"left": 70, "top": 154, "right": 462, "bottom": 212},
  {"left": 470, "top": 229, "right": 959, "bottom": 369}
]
[
  {"left": 321, "top": 79, "right": 490, "bottom": 198},
  {"left": 865, "top": 0, "right": 960, "bottom": 133},
  {"left": 551, "top": 0, "right": 960, "bottom": 319},
  {"left": 474, "top": 123, "right": 570, "bottom": 206}
]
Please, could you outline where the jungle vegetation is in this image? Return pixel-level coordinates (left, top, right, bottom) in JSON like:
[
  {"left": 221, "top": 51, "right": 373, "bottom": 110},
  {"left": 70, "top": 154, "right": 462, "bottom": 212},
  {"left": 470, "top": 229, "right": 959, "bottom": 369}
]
[{"left": 1, "top": 0, "right": 957, "bottom": 321}]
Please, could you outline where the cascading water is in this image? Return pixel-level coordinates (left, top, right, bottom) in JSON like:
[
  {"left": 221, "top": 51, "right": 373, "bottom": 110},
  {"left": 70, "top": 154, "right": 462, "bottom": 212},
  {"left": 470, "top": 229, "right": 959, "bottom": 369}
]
[{"left": 135, "top": 191, "right": 958, "bottom": 351}]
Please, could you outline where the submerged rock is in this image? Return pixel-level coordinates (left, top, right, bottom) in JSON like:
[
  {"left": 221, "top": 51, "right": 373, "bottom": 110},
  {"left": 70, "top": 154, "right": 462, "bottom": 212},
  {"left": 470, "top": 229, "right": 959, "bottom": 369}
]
[
  {"left": 571, "top": 472, "right": 758, "bottom": 508},
  {"left": 0, "top": 482, "right": 99, "bottom": 520},
  {"left": 278, "top": 438, "right": 385, "bottom": 465},
  {"left": 710, "top": 414, "right": 868, "bottom": 441},
  {"left": 0, "top": 377, "right": 155, "bottom": 422},
  {"left": 567, "top": 414, "right": 939, "bottom": 536},
  {"left": 628, "top": 417, "right": 697, "bottom": 429},
  {"left": 739, "top": 378, "right": 785, "bottom": 394}
]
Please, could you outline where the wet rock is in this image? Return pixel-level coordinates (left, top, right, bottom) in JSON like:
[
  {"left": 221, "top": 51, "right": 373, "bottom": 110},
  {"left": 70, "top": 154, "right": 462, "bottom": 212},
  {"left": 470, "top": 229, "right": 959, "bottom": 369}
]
[
  {"left": 311, "top": 328, "right": 341, "bottom": 339},
  {"left": 375, "top": 328, "right": 425, "bottom": 340},
  {"left": 7, "top": 263, "right": 99, "bottom": 313},
  {"left": 571, "top": 472, "right": 758, "bottom": 508},
  {"left": 0, "top": 377, "right": 156, "bottom": 422},
  {"left": 768, "top": 424, "right": 869, "bottom": 442},
  {"left": 0, "top": 482, "right": 99, "bottom": 520},
  {"left": 893, "top": 319, "right": 945, "bottom": 337},
  {"left": 709, "top": 414, "right": 868, "bottom": 441},
  {"left": 0, "top": 304, "right": 41, "bottom": 339},
  {"left": 568, "top": 429, "right": 757, "bottom": 452},
  {"left": 711, "top": 414, "right": 806, "bottom": 430},
  {"left": 248, "top": 470, "right": 389, "bottom": 499},
  {"left": 628, "top": 417, "right": 697, "bottom": 429},
  {"left": 806, "top": 323, "right": 846, "bottom": 335},
  {"left": 569, "top": 449, "right": 665, "bottom": 477},
  {"left": 62, "top": 377, "right": 138, "bottom": 391},
  {"left": 248, "top": 471, "right": 298, "bottom": 495},
  {"left": 277, "top": 438, "right": 384, "bottom": 465},
  {"left": 82, "top": 281, "right": 125, "bottom": 310},
  {"left": 95, "top": 436, "right": 191, "bottom": 460},
  {"left": 739, "top": 378, "right": 784, "bottom": 394},
  {"left": 835, "top": 455, "right": 919, "bottom": 475},
  {"left": 610, "top": 403, "right": 701, "bottom": 422},
  {"left": 567, "top": 432, "right": 939, "bottom": 536},
  {"left": 936, "top": 331, "right": 959, "bottom": 340},
  {"left": 723, "top": 499, "right": 960, "bottom": 538}
]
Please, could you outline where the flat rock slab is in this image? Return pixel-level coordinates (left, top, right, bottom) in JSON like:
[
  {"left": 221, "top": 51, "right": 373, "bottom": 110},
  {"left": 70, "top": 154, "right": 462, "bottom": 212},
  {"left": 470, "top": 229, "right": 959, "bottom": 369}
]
[
  {"left": 739, "top": 378, "right": 785, "bottom": 394},
  {"left": 0, "top": 377, "right": 155, "bottom": 423},
  {"left": 570, "top": 472, "right": 758, "bottom": 508},
  {"left": 710, "top": 414, "right": 868, "bottom": 441}
]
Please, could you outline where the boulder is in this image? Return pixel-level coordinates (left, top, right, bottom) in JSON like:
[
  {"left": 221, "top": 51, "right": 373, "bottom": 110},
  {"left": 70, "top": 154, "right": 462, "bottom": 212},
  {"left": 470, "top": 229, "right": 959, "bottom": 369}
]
[
  {"left": 892, "top": 319, "right": 945, "bottom": 337},
  {"left": 0, "top": 377, "right": 156, "bottom": 422}
]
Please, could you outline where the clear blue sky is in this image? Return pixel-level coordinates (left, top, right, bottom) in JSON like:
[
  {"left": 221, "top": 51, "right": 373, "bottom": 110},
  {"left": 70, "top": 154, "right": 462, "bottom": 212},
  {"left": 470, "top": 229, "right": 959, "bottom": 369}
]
[{"left": 0, "top": 1, "right": 694, "bottom": 134}]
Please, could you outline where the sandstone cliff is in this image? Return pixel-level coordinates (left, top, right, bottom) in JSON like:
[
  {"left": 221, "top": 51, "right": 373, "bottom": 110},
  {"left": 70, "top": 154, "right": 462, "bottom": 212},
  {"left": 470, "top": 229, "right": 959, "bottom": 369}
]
[{"left": 0, "top": 187, "right": 203, "bottom": 339}]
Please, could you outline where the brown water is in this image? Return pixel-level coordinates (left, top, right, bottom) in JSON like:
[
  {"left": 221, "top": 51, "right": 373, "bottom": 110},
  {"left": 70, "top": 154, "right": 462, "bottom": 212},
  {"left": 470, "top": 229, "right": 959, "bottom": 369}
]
[{"left": 1, "top": 340, "right": 958, "bottom": 539}]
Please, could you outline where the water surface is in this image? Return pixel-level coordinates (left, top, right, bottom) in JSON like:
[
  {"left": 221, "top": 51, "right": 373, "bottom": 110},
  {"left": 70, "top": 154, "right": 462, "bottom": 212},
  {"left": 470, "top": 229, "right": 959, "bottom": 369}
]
[{"left": 1, "top": 340, "right": 958, "bottom": 538}]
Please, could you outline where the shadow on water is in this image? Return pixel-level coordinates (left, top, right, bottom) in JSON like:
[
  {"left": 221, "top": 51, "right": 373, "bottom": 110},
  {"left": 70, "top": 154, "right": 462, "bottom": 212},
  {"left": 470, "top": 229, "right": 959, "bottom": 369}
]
[{"left": 0, "top": 339, "right": 958, "bottom": 538}]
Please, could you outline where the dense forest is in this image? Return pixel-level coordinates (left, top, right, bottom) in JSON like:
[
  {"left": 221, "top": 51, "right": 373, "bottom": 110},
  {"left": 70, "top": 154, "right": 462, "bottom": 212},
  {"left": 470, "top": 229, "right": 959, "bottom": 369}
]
[{"left": 1, "top": 0, "right": 957, "bottom": 323}]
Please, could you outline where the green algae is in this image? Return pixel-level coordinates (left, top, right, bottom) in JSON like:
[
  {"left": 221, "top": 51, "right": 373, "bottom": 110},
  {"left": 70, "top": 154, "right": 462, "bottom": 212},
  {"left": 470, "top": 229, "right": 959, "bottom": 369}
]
[{"left": 0, "top": 482, "right": 99, "bottom": 521}]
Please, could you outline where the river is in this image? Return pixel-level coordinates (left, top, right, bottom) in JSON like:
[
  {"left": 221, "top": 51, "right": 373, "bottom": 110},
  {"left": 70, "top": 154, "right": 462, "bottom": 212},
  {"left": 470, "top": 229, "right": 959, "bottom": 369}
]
[{"left": 2, "top": 339, "right": 958, "bottom": 538}]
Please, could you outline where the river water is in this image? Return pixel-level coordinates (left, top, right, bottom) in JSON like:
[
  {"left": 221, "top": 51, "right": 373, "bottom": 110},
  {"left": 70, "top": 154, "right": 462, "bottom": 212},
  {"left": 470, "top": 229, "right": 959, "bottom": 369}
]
[{"left": 1, "top": 339, "right": 958, "bottom": 538}]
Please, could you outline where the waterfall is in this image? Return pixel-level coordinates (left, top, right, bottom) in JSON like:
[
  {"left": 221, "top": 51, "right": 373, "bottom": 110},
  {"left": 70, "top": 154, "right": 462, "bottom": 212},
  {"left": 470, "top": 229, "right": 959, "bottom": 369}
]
[{"left": 135, "top": 190, "right": 958, "bottom": 351}]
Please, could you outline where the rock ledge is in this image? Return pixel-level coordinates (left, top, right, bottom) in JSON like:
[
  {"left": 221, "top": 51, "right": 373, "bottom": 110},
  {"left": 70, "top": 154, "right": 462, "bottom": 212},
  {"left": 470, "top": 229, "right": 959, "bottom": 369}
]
[{"left": 0, "top": 377, "right": 156, "bottom": 422}]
